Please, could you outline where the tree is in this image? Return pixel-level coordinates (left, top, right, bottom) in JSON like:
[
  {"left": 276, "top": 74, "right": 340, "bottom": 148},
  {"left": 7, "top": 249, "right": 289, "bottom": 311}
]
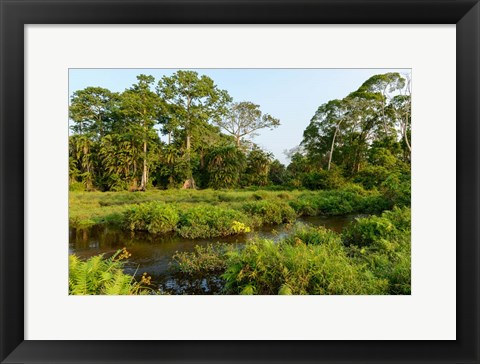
[
  {"left": 206, "top": 145, "right": 246, "bottom": 188},
  {"left": 244, "top": 148, "right": 273, "bottom": 186},
  {"left": 120, "top": 75, "right": 162, "bottom": 191},
  {"left": 157, "top": 70, "right": 231, "bottom": 188},
  {"left": 302, "top": 99, "right": 347, "bottom": 171},
  {"left": 356, "top": 72, "right": 405, "bottom": 136},
  {"left": 215, "top": 101, "right": 280, "bottom": 148},
  {"left": 69, "top": 134, "right": 95, "bottom": 190},
  {"left": 301, "top": 73, "right": 411, "bottom": 177},
  {"left": 268, "top": 160, "right": 287, "bottom": 185},
  {"left": 69, "top": 87, "right": 118, "bottom": 139},
  {"left": 284, "top": 152, "right": 309, "bottom": 187},
  {"left": 69, "top": 87, "right": 120, "bottom": 190}
]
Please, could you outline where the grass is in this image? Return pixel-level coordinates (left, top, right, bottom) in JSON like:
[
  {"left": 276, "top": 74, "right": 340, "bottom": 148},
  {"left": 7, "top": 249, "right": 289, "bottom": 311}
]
[{"left": 70, "top": 186, "right": 391, "bottom": 240}]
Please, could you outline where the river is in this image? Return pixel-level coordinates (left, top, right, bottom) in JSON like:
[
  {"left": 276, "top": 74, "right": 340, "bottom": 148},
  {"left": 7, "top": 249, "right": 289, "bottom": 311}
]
[{"left": 69, "top": 215, "right": 357, "bottom": 294}]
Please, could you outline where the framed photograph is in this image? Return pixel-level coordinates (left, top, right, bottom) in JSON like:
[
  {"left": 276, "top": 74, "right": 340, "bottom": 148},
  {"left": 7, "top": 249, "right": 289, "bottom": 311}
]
[{"left": 1, "top": 0, "right": 479, "bottom": 363}]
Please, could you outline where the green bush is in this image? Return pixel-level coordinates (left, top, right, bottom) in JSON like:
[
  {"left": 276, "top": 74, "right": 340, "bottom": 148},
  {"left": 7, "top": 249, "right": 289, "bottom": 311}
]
[
  {"left": 354, "top": 165, "right": 390, "bottom": 190},
  {"left": 222, "top": 239, "right": 388, "bottom": 295},
  {"left": 124, "top": 202, "right": 179, "bottom": 234},
  {"left": 289, "top": 189, "right": 390, "bottom": 217},
  {"left": 69, "top": 181, "right": 86, "bottom": 192},
  {"left": 171, "top": 207, "right": 411, "bottom": 295},
  {"left": 177, "top": 205, "right": 251, "bottom": 239},
  {"left": 242, "top": 200, "right": 297, "bottom": 225},
  {"left": 283, "top": 224, "right": 341, "bottom": 246},
  {"left": 301, "top": 167, "right": 346, "bottom": 190},
  {"left": 342, "top": 207, "right": 411, "bottom": 248},
  {"left": 381, "top": 173, "right": 411, "bottom": 207},
  {"left": 172, "top": 244, "right": 232, "bottom": 275},
  {"left": 343, "top": 207, "right": 411, "bottom": 294}
]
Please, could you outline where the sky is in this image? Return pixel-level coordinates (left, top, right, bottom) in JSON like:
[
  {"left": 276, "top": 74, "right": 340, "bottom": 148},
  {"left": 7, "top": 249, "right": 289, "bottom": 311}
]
[{"left": 69, "top": 68, "right": 410, "bottom": 165}]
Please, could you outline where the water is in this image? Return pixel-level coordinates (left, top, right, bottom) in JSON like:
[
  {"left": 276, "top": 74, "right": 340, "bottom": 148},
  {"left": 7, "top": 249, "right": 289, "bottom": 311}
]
[{"left": 69, "top": 215, "right": 356, "bottom": 294}]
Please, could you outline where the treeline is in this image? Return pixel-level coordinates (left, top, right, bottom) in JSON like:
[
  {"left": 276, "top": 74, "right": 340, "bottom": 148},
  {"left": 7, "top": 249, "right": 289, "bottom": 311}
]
[{"left": 69, "top": 71, "right": 410, "bottom": 192}]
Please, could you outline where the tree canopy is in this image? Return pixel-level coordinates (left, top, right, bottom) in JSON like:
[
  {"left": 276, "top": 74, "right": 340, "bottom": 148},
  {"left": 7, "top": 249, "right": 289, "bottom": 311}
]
[{"left": 69, "top": 71, "right": 410, "bottom": 193}]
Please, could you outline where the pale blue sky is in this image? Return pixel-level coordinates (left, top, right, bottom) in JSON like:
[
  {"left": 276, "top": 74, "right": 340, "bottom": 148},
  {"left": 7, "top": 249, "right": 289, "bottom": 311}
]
[{"left": 69, "top": 68, "right": 410, "bottom": 165}]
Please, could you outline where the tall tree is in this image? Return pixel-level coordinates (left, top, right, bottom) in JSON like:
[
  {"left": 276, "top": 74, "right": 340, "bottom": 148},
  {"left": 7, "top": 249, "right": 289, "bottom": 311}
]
[
  {"left": 69, "top": 87, "right": 120, "bottom": 190},
  {"left": 244, "top": 148, "right": 273, "bottom": 186},
  {"left": 120, "top": 75, "right": 162, "bottom": 191},
  {"left": 302, "top": 99, "right": 348, "bottom": 171},
  {"left": 157, "top": 70, "right": 231, "bottom": 188},
  {"left": 215, "top": 101, "right": 280, "bottom": 148},
  {"left": 356, "top": 72, "right": 405, "bottom": 136},
  {"left": 69, "top": 87, "right": 118, "bottom": 139},
  {"left": 206, "top": 145, "right": 246, "bottom": 188}
]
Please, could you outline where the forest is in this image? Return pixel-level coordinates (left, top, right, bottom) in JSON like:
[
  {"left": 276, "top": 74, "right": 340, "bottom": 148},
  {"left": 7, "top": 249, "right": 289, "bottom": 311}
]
[{"left": 68, "top": 70, "right": 411, "bottom": 295}]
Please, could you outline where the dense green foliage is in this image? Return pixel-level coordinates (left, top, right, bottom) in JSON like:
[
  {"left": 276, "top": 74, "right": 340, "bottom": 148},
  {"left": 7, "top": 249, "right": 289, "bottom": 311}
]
[
  {"left": 172, "top": 207, "right": 411, "bottom": 295},
  {"left": 241, "top": 200, "right": 297, "bottom": 225},
  {"left": 70, "top": 186, "right": 400, "bottom": 239},
  {"left": 69, "top": 70, "right": 411, "bottom": 295},
  {"left": 124, "top": 202, "right": 179, "bottom": 234},
  {"left": 69, "top": 248, "right": 153, "bottom": 295},
  {"left": 69, "top": 71, "right": 410, "bottom": 192},
  {"left": 222, "top": 238, "right": 387, "bottom": 295}
]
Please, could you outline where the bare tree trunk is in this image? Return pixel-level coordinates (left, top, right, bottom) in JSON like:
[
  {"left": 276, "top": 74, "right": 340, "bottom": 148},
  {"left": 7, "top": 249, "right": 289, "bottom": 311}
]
[
  {"left": 328, "top": 125, "right": 340, "bottom": 171},
  {"left": 404, "top": 111, "right": 411, "bottom": 152},
  {"left": 382, "top": 87, "right": 388, "bottom": 135},
  {"left": 183, "top": 131, "right": 196, "bottom": 189},
  {"left": 139, "top": 140, "right": 147, "bottom": 191},
  {"left": 183, "top": 97, "right": 196, "bottom": 189}
]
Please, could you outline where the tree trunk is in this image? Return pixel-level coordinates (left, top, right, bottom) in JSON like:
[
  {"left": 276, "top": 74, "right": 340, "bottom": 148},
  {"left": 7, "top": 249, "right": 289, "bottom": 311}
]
[
  {"left": 186, "top": 131, "right": 192, "bottom": 176},
  {"left": 182, "top": 177, "right": 196, "bottom": 189},
  {"left": 139, "top": 140, "right": 147, "bottom": 191},
  {"left": 328, "top": 125, "right": 340, "bottom": 171},
  {"left": 182, "top": 131, "right": 196, "bottom": 189},
  {"left": 404, "top": 111, "right": 411, "bottom": 152}
]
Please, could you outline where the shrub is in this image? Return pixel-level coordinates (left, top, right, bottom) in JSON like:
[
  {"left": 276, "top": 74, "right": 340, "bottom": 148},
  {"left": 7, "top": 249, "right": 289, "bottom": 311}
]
[
  {"left": 301, "top": 167, "right": 346, "bottom": 190},
  {"left": 354, "top": 165, "right": 390, "bottom": 190},
  {"left": 289, "top": 189, "right": 390, "bottom": 217},
  {"left": 276, "top": 192, "right": 292, "bottom": 200},
  {"left": 177, "top": 205, "right": 251, "bottom": 239},
  {"left": 381, "top": 173, "right": 411, "bottom": 207},
  {"left": 172, "top": 244, "right": 232, "bottom": 275},
  {"left": 283, "top": 224, "right": 341, "bottom": 246},
  {"left": 342, "top": 207, "right": 411, "bottom": 248},
  {"left": 69, "top": 248, "right": 153, "bottom": 295},
  {"left": 69, "top": 181, "right": 86, "bottom": 192},
  {"left": 171, "top": 207, "right": 411, "bottom": 295},
  {"left": 124, "top": 202, "right": 179, "bottom": 234},
  {"left": 242, "top": 200, "right": 297, "bottom": 225},
  {"left": 343, "top": 207, "right": 411, "bottom": 294},
  {"left": 222, "top": 239, "right": 388, "bottom": 295},
  {"left": 358, "top": 194, "right": 392, "bottom": 213}
]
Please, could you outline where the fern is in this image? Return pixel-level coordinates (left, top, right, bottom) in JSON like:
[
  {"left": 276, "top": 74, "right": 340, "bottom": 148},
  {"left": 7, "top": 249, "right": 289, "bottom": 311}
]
[{"left": 69, "top": 249, "right": 153, "bottom": 295}]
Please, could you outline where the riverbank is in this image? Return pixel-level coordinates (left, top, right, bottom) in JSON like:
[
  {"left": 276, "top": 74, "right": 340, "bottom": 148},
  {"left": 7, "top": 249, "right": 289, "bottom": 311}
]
[
  {"left": 69, "top": 207, "right": 411, "bottom": 295},
  {"left": 69, "top": 186, "right": 410, "bottom": 295},
  {"left": 69, "top": 186, "right": 392, "bottom": 237}
]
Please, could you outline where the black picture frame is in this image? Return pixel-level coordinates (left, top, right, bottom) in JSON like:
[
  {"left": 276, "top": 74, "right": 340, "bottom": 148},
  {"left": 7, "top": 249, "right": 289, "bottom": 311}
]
[{"left": 1, "top": 0, "right": 479, "bottom": 363}]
